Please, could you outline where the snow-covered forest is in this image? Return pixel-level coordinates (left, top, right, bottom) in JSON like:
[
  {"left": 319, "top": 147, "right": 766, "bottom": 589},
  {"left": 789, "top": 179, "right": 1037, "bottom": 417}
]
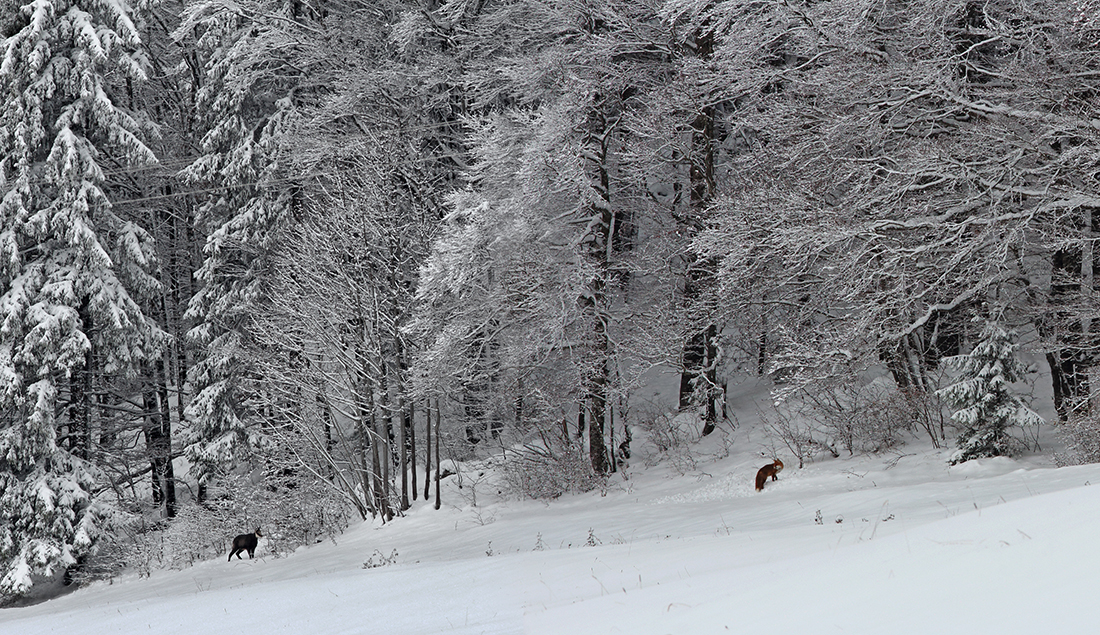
[{"left": 4, "top": 0, "right": 1100, "bottom": 610}]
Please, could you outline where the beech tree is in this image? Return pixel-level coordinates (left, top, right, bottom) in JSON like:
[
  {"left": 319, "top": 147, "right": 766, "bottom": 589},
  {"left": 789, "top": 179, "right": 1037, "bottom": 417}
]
[
  {"left": 411, "top": 0, "right": 678, "bottom": 477},
  {"left": 0, "top": 0, "right": 162, "bottom": 594},
  {"left": 660, "top": 2, "right": 724, "bottom": 434},
  {"left": 178, "top": 0, "right": 470, "bottom": 514},
  {"left": 247, "top": 149, "right": 435, "bottom": 520},
  {"left": 690, "top": 0, "right": 1100, "bottom": 403}
]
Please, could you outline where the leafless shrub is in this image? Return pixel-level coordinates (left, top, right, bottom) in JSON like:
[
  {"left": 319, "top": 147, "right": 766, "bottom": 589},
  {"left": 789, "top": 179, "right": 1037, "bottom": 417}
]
[
  {"left": 362, "top": 549, "right": 399, "bottom": 569},
  {"left": 899, "top": 387, "right": 949, "bottom": 448},
  {"left": 65, "top": 520, "right": 164, "bottom": 586},
  {"left": 160, "top": 504, "right": 236, "bottom": 568},
  {"left": 800, "top": 383, "right": 922, "bottom": 455},
  {"left": 759, "top": 406, "right": 836, "bottom": 469},
  {"left": 497, "top": 439, "right": 604, "bottom": 500},
  {"left": 631, "top": 408, "right": 699, "bottom": 474},
  {"left": 762, "top": 380, "right": 952, "bottom": 465},
  {"left": 1054, "top": 414, "right": 1100, "bottom": 466}
]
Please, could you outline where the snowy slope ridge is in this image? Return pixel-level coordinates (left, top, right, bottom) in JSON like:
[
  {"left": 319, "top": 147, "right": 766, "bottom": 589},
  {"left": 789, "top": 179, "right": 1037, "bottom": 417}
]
[{"left": 3, "top": 431, "right": 1099, "bottom": 635}]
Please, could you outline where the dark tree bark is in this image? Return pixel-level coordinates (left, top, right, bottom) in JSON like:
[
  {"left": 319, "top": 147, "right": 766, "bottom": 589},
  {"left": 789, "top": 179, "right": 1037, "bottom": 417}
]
[
  {"left": 142, "top": 361, "right": 175, "bottom": 517},
  {"left": 587, "top": 316, "right": 612, "bottom": 475},
  {"left": 676, "top": 28, "right": 720, "bottom": 437},
  {"left": 1047, "top": 234, "right": 1095, "bottom": 421},
  {"left": 155, "top": 359, "right": 177, "bottom": 518},
  {"left": 68, "top": 351, "right": 93, "bottom": 461},
  {"left": 433, "top": 399, "right": 441, "bottom": 511},
  {"left": 580, "top": 104, "right": 616, "bottom": 475},
  {"left": 409, "top": 401, "right": 417, "bottom": 502},
  {"left": 398, "top": 395, "right": 409, "bottom": 511},
  {"left": 423, "top": 398, "right": 431, "bottom": 501}
]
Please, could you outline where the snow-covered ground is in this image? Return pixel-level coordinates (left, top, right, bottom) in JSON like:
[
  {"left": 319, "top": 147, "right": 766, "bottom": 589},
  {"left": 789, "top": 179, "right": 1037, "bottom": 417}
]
[{"left": 4, "top": 391, "right": 1098, "bottom": 634}]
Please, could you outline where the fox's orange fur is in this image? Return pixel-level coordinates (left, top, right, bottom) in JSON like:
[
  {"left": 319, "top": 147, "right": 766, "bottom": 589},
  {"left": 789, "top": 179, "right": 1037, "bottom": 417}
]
[{"left": 755, "top": 459, "right": 784, "bottom": 491}]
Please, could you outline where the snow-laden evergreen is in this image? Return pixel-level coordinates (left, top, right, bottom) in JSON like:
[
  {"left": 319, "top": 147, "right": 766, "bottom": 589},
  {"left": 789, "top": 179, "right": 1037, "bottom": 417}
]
[
  {"left": 0, "top": 0, "right": 160, "bottom": 595},
  {"left": 174, "top": 0, "right": 307, "bottom": 485},
  {"left": 937, "top": 321, "right": 1044, "bottom": 464}
]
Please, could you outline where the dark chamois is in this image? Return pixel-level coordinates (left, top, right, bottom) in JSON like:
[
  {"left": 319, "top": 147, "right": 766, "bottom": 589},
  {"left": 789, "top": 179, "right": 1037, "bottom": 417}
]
[{"left": 228, "top": 528, "right": 263, "bottom": 561}]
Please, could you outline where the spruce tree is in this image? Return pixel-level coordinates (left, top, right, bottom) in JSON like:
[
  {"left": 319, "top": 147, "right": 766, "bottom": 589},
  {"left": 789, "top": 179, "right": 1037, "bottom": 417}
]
[
  {"left": 0, "top": 0, "right": 160, "bottom": 594},
  {"left": 174, "top": 0, "right": 302, "bottom": 489},
  {"left": 937, "top": 321, "right": 1044, "bottom": 464}
]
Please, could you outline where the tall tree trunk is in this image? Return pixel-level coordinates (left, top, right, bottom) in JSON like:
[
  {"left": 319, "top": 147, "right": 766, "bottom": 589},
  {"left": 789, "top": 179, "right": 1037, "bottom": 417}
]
[
  {"left": 398, "top": 395, "right": 409, "bottom": 511},
  {"left": 69, "top": 306, "right": 94, "bottom": 460},
  {"left": 155, "top": 358, "right": 177, "bottom": 518},
  {"left": 581, "top": 105, "right": 615, "bottom": 475},
  {"left": 318, "top": 389, "right": 335, "bottom": 479},
  {"left": 409, "top": 401, "right": 417, "bottom": 501},
  {"left": 588, "top": 311, "right": 611, "bottom": 475},
  {"left": 608, "top": 402, "right": 616, "bottom": 473},
  {"left": 1047, "top": 226, "right": 1094, "bottom": 421},
  {"left": 352, "top": 339, "right": 377, "bottom": 519},
  {"left": 68, "top": 352, "right": 93, "bottom": 461},
  {"left": 370, "top": 367, "right": 393, "bottom": 521},
  {"left": 142, "top": 366, "right": 173, "bottom": 517},
  {"left": 361, "top": 430, "right": 376, "bottom": 521},
  {"left": 758, "top": 309, "right": 768, "bottom": 375},
  {"left": 677, "top": 29, "right": 720, "bottom": 436},
  {"left": 423, "top": 398, "right": 431, "bottom": 501},
  {"left": 433, "top": 399, "right": 441, "bottom": 510},
  {"left": 382, "top": 429, "right": 393, "bottom": 519}
]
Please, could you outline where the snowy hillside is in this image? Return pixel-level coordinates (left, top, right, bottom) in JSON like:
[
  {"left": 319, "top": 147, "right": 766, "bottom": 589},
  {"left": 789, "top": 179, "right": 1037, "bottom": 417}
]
[{"left": 4, "top": 401, "right": 1098, "bottom": 635}]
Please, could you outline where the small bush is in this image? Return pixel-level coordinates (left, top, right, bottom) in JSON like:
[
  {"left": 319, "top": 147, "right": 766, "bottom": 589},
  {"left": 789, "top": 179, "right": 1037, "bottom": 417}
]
[
  {"left": 1055, "top": 414, "right": 1100, "bottom": 466},
  {"left": 632, "top": 409, "right": 700, "bottom": 474},
  {"left": 898, "top": 387, "right": 949, "bottom": 448},
  {"left": 801, "top": 382, "right": 918, "bottom": 455},
  {"left": 497, "top": 441, "right": 604, "bottom": 499},
  {"left": 760, "top": 406, "right": 836, "bottom": 469},
  {"left": 762, "top": 381, "right": 941, "bottom": 465},
  {"left": 362, "top": 549, "right": 399, "bottom": 569}
]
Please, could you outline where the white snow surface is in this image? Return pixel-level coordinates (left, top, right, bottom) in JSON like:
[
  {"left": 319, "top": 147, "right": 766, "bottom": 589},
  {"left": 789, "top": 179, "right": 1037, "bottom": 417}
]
[{"left": 3, "top": 412, "right": 1098, "bottom": 634}]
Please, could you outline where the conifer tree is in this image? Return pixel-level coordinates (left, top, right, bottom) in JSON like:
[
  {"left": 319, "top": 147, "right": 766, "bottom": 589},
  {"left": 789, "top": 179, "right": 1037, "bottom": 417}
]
[
  {"left": 174, "top": 0, "right": 309, "bottom": 490},
  {"left": 0, "top": 0, "right": 160, "bottom": 594},
  {"left": 937, "top": 321, "right": 1044, "bottom": 464}
]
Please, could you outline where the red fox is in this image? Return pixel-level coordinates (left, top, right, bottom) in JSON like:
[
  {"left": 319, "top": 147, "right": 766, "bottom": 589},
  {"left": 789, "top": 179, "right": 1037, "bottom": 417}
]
[{"left": 755, "top": 459, "right": 784, "bottom": 491}]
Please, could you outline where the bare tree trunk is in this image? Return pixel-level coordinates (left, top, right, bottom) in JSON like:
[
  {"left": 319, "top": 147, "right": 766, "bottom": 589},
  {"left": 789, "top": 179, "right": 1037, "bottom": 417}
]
[
  {"left": 398, "top": 395, "right": 409, "bottom": 511},
  {"left": 1047, "top": 241, "right": 1093, "bottom": 421},
  {"left": 409, "top": 401, "right": 417, "bottom": 501},
  {"left": 608, "top": 403, "right": 616, "bottom": 473},
  {"left": 423, "top": 398, "right": 431, "bottom": 501},
  {"left": 142, "top": 366, "right": 173, "bottom": 517},
  {"left": 588, "top": 312, "right": 611, "bottom": 475},
  {"left": 581, "top": 104, "right": 615, "bottom": 475},
  {"left": 382, "top": 430, "right": 393, "bottom": 519},
  {"left": 434, "top": 399, "right": 441, "bottom": 510},
  {"left": 677, "top": 27, "right": 720, "bottom": 437},
  {"left": 369, "top": 419, "right": 390, "bottom": 521},
  {"left": 351, "top": 359, "right": 378, "bottom": 519},
  {"left": 155, "top": 358, "right": 177, "bottom": 518}
]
